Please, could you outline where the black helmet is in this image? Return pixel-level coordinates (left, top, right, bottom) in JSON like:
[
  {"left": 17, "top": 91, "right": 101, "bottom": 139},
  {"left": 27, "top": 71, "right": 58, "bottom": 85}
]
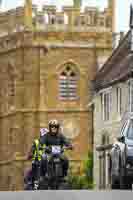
[{"left": 48, "top": 119, "right": 60, "bottom": 129}]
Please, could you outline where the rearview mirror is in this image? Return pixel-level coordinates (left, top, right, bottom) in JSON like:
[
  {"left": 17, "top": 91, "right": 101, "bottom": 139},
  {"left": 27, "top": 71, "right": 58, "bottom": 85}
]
[{"left": 117, "top": 135, "right": 125, "bottom": 143}]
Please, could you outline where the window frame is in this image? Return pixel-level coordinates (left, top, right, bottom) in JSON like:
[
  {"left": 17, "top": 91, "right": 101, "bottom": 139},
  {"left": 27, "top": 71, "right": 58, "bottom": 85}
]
[
  {"left": 59, "top": 64, "right": 79, "bottom": 101},
  {"left": 101, "top": 90, "right": 111, "bottom": 121},
  {"left": 116, "top": 87, "right": 122, "bottom": 115}
]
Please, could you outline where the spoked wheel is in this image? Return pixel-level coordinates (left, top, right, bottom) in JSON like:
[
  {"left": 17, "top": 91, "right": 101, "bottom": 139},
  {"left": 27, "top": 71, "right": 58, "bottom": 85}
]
[
  {"left": 58, "top": 181, "right": 71, "bottom": 190},
  {"left": 38, "top": 177, "right": 49, "bottom": 190}
]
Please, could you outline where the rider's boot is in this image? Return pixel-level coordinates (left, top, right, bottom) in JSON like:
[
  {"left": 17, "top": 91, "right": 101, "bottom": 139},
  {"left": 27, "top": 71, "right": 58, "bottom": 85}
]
[{"left": 33, "top": 180, "right": 39, "bottom": 190}]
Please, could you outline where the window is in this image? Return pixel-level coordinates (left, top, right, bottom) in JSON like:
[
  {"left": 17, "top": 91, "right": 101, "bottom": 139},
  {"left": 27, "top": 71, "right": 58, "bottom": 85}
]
[
  {"left": 64, "top": 14, "right": 68, "bottom": 25},
  {"left": 127, "top": 119, "right": 133, "bottom": 139},
  {"left": 100, "top": 19, "right": 104, "bottom": 26},
  {"left": 101, "top": 91, "right": 111, "bottom": 121},
  {"left": 121, "top": 119, "right": 130, "bottom": 137},
  {"left": 7, "top": 65, "right": 15, "bottom": 108},
  {"left": 59, "top": 64, "right": 78, "bottom": 100},
  {"left": 80, "top": 16, "right": 86, "bottom": 25},
  {"left": 106, "top": 17, "right": 112, "bottom": 28},
  {"left": 37, "top": 15, "right": 45, "bottom": 24},
  {"left": 129, "top": 80, "right": 133, "bottom": 113},
  {"left": 50, "top": 14, "right": 56, "bottom": 25},
  {"left": 8, "top": 79, "right": 15, "bottom": 97},
  {"left": 44, "top": 13, "right": 49, "bottom": 24},
  {"left": 87, "top": 15, "right": 91, "bottom": 25},
  {"left": 116, "top": 87, "right": 122, "bottom": 115},
  {"left": 101, "top": 133, "right": 109, "bottom": 145},
  {"left": 74, "top": 17, "right": 80, "bottom": 26},
  {"left": 57, "top": 16, "right": 64, "bottom": 24}
]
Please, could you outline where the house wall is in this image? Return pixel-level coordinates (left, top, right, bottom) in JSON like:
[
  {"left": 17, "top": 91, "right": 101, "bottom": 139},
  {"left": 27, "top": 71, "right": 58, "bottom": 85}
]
[{"left": 93, "top": 81, "right": 129, "bottom": 188}]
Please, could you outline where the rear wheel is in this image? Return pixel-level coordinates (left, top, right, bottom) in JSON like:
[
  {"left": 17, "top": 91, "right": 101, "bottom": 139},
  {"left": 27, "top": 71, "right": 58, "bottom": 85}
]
[{"left": 24, "top": 184, "right": 33, "bottom": 190}]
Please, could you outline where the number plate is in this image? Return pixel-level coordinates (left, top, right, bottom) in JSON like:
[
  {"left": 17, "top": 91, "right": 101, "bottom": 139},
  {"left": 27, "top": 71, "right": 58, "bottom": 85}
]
[
  {"left": 52, "top": 146, "right": 61, "bottom": 154},
  {"left": 54, "top": 158, "right": 60, "bottom": 162}
]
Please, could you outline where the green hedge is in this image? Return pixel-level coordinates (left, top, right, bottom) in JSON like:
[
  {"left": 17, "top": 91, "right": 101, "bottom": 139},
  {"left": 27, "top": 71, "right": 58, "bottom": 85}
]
[{"left": 68, "top": 152, "right": 94, "bottom": 189}]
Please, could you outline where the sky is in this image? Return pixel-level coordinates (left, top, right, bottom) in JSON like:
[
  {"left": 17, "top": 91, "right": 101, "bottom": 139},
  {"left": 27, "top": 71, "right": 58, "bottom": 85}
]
[{"left": 0, "top": 0, "right": 132, "bottom": 33}]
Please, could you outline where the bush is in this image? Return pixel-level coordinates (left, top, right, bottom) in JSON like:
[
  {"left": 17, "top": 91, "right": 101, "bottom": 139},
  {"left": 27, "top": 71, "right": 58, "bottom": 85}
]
[{"left": 68, "top": 152, "right": 94, "bottom": 189}]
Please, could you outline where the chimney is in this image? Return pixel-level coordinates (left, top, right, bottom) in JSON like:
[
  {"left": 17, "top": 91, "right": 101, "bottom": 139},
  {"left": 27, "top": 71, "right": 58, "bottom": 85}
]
[{"left": 119, "top": 31, "right": 124, "bottom": 42}]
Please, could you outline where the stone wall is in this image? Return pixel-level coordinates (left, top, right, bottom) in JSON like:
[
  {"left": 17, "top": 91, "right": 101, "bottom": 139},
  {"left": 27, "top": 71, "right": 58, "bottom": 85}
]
[{"left": 93, "top": 81, "right": 129, "bottom": 188}]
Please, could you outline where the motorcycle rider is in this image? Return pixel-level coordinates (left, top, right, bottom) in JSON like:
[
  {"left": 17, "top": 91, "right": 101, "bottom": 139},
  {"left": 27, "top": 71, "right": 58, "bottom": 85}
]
[
  {"left": 27, "top": 127, "right": 48, "bottom": 189},
  {"left": 40, "top": 119, "right": 73, "bottom": 179}
]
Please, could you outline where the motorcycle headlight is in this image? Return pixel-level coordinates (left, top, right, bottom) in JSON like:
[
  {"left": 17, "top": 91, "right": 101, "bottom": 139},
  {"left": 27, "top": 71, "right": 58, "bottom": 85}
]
[{"left": 126, "top": 163, "right": 132, "bottom": 169}]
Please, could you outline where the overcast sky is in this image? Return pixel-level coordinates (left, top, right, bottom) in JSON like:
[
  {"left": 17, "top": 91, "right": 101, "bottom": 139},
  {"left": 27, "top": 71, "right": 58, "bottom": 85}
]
[{"left": 0, "top": 0, "right": 132, "bottom": 33}]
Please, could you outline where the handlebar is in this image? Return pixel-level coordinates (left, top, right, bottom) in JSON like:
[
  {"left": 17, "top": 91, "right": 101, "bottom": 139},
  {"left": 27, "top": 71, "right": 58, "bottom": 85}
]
[{"left": 44, "top": 145, "right": 73, "bottom": 154}]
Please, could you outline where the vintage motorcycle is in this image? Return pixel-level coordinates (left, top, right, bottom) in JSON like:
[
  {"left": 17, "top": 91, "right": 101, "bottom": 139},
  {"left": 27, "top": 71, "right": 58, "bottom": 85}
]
[{"left": 39, "top": 145, "right": 72, "bottom": 190}]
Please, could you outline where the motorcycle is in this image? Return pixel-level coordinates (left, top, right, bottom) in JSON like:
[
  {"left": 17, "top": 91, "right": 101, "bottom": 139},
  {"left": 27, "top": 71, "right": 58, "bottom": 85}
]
[
  {"left": 24, "top": 168, "right": 34, "bottom": 190},
  {"left": 39, "top": 145, "right": 72, "bottom": 189}
]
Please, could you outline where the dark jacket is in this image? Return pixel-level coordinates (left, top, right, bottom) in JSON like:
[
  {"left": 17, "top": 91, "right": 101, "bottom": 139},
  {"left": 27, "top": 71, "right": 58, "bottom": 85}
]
[{"left": 40, "top": 132, "right": 71, "bottom": 147}]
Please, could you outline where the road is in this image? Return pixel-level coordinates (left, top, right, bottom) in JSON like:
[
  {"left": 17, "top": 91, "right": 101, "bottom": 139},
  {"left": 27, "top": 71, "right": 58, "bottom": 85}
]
[{"left": 0, "top": 190, "right": 133, "bottom": 200}]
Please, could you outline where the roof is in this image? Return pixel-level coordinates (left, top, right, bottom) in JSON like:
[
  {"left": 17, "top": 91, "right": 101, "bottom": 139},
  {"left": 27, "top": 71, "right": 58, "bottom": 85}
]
[{"left": 93, "top": 30, "right": 133, "bottom": 92}]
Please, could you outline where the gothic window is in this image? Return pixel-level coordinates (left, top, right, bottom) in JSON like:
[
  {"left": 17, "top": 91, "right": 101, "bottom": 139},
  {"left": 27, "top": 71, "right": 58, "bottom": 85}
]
[{"left": 59, "top": 63, "right": 78, "bottom": 100}]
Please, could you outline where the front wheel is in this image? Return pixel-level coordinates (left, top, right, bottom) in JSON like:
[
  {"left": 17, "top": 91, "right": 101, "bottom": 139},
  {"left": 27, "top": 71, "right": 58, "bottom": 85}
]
[
  {"left": 58, "top": 181, "right": 71, "bottom": 190},
  {"left": 55, "top": 162, "right": 63, "bottom": 177},
  {"left": 38, "top": 177, "right": 48, "bottom": 190}
]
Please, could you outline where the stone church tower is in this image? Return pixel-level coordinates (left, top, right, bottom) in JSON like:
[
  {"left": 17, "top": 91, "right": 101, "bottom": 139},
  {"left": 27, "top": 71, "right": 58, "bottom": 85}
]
[{"left": 0, "top": 0, "right": 114, "bottom": 190}]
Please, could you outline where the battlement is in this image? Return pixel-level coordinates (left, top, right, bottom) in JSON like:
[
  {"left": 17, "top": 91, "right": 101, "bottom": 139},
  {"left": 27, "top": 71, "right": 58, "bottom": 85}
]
[
  {"left": 31, "top": 4, "right": 112, "bottom": 31},
  {"left": 0, "top": 2, "right": 114, "bottom": 37}
]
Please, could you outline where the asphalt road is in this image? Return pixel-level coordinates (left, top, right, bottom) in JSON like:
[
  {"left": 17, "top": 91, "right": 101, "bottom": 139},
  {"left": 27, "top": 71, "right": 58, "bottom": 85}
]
[{"left": 0, "top": 190, "right": 133, "bottom": 200}]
